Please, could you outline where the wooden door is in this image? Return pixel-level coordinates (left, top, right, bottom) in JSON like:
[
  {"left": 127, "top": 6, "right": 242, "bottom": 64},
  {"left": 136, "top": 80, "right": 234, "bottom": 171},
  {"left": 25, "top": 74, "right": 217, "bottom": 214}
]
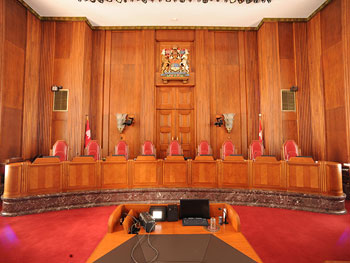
[
  {"left": 177, "top": 110, "right": 194, "bottom": 158},
  {"left": 157, "top": 110, "right": 176, "bottom": 159},
  {"left": 156, "top": 87, "right": 194, "bottom": 159}
]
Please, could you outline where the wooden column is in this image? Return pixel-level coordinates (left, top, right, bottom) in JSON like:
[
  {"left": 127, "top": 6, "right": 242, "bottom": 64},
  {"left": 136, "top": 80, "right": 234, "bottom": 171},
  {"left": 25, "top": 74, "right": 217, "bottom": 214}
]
[
  {"left": 258, "top": 22, "right": 283, "bottom": 157},
  {"left": 22, "top": 11, "right": 41, "bottom": 159},
  {"left": 342, "top": 0, "right": 350, "bottom": 163},
  {"left": 307, "top": 13, "right": 326, "bottom": 161}
]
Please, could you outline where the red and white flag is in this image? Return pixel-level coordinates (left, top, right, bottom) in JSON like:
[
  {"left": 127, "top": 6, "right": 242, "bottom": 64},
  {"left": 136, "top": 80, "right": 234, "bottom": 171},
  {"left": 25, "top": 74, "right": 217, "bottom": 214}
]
[
  {"left": 85, "top": 116, "right": 91, "bottom": 147},
  {"left": 258, "top": 114, "right": 263, "bottom": 144}
]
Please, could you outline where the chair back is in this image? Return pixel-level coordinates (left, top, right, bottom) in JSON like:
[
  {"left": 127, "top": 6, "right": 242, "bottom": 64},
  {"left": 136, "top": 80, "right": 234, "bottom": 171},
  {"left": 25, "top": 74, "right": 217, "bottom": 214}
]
[
  {"left": 283, "top": 140, "right": 299, "bottom": 161},
  {"left": 221, "top": 141, "right": 235, "bottom": 160},
  {"left": 142, "top": 141, "right": 155, "bottom": 156},
  {"left": 52, "top": 140, "right": 68, "bottom": 162},
  {"left": 198, "top": 141, "right": 212, "bottom": 156},
  {"left": 85, "top": 140, "right": 100, "bottom": 161},
  {"left": 168, "top": 141, "right": 183, "bottom": 156},
  {"left": 249, "top": 140, "right": 264, "bottom": 160},
  {"left": 115, "top": 141, "right": 129, "bottom": 160}
]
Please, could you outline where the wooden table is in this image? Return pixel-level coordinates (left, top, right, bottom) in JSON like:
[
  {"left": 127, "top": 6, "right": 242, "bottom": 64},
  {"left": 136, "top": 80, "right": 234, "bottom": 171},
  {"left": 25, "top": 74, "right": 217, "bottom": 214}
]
[{"left": 87, "top": 203, "right": 262, "bottom": 263}]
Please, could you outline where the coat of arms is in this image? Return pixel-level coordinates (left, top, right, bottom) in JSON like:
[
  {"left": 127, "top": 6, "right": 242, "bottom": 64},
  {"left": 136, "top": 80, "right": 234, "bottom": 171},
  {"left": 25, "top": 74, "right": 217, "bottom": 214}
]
[{"left": 161, "top": 46, "right": 189, "bottom": 83}]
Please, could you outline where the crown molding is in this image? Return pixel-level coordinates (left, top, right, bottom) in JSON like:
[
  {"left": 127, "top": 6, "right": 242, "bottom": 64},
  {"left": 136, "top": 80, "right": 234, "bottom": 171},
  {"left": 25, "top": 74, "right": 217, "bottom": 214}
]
[{"left": 17, "top": 0, "right": 332, "bottom": 31}]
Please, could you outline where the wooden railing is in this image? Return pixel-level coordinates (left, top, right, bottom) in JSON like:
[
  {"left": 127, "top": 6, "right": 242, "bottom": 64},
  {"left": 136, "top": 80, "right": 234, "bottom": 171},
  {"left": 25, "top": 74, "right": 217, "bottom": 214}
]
[{"left": 3, "top": 155, "right": 343, "bottom": 199}]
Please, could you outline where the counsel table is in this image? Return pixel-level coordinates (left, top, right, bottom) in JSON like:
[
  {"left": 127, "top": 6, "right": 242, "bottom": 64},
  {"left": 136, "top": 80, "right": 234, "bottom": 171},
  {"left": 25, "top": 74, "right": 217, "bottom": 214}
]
[{"left": 87, "top": 203, "right": 262, "bottom": 263}]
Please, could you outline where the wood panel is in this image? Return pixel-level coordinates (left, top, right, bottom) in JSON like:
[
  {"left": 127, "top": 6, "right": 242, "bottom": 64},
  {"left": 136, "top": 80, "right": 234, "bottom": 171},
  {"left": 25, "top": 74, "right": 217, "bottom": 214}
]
[
  {"left": 163, "top": 160, "right": 188, "bottom": 187},
  {"left": 244, "top": 32, "right": 260, "bottom": 147},
  {"left": 65, "top": 158, "right": 98, "bottom": 191},
  {"left": 90, "top": 30, "right": 105, "bottom": 146},
  {"left": 3, "top": 163, "right": 22, "bottom": 198},
  {"left": 341, "top": 0, "right": 350, "bottom": 163},
  {"left": 140, "top": 29, "right": 155, "bottom": 143},
  {"left": 157, "top": 110, "right": 175, "bottom": 159},
  {"left": 238, "top": 31, "right": 248, "bottom": 158},
  {"left": 195, "top": 30, "right": 210, "bottom": 145},
  {"left": 286, "top": 158, "right": 321, "bottom": 193},
  {"left": 109, "top": 31, "right": 143, "bottom": 158},
  {"left": 0, "top": 0, "right": 3, "bottom": 156},
  {"left": 294, "top": 22, "right": 313, "bottom": 157},
  {"left": 278, "top": 22, "right": 298, "bottom": 144},
  {"left": 155, "top": 30, "right": 195, "bottom": 43},
  {"left": 101, "top": 161, "right": 128, "bottom": 189},
  {"left": 307, "top": 14, "right": 327, "bottom": 161},
  {"left": 132, "top": 160, "right": 160, "bottom": 188},
  {"left": 258, "top": 23, "right": 282, "bottom": 157},
  {"left": 191, "top": 161, "right": 217, "bottom": 187},
  {"left": 22, "top": 11, "right": 41, "bottom": 160},
  {"left": 321, "top": 1, "right": 347, "bottom": 163},
  {"left": 27, "top": 163, "right": 63, "bottom": 194},
  {"left": 38, "top": 21, "right": 55, "bottom": 156},
  {"left": 102, "top": 31, "right": 112, "bottom": 157},
  {"left": 0, "top": 0, "right": 27, "bottom": 160},
  {"left": 177, "top": 109, "right": 194, "bottom": 158},
  {"left": 220, "top": 160, "right": 249, "bottom": 188},
  {"left": 212, "top": 32, "right": 242, "bottom": 157},
  {"left": 156, "top": 88, "right": 176, "bottom": 109},
  {"left": 252, "top": 156, "right": 285, "bottom": 190},
  {"left": 324, "top": 161, "right": 343, "bottom": 196}
]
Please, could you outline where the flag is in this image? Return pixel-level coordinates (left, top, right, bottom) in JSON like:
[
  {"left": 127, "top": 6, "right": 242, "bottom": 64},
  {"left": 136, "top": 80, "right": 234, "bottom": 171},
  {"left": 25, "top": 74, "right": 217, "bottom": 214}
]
[
  {"left": 85, "top": 116, "right": 91, "bottom": 148},
  {"left": 258, "top": 114, "right": 263, "bottom": 144}
]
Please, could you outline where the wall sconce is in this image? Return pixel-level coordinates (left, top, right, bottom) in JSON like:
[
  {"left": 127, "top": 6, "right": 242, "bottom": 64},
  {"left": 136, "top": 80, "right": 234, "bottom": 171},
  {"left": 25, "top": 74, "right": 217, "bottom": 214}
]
[
  {"left": 51, "top": 85, "right": 63, "bottom": 92},
  {"left": 116, "top": 114, "right": 134, "bottom": 133},
  {"left": 223, "top": 113, "right": 235, "bottom": 133},
  {"left": 214, "top": 115, "right": 224, "bottom": 127}
]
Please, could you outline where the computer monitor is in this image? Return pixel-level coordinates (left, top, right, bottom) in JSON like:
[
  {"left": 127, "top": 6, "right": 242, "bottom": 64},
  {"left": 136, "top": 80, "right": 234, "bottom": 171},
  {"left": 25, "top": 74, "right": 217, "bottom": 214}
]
[{"left": 180, "top": 199, "right": 210, "bottom": 219}]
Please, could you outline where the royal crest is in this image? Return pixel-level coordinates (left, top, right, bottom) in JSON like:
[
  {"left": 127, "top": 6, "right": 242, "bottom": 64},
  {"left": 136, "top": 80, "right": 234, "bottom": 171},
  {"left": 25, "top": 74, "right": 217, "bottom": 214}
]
[{"left": 161, "top": 46, "right": 189, "bottom": 83}]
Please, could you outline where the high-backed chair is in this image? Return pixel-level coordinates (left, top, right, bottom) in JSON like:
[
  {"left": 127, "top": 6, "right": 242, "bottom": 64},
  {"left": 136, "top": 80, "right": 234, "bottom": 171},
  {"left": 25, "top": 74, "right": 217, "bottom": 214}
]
[
  {"left": 197, "top": 141, "right": 212, "bottom": 156},
  {"left": 221, "top": 140, "right": 235, "bottom": 160},
  {"left": 52, "top": 140, "right": 68, "bottom": 162},
  {"left": 167, "top": 140, "right": 183, "bottom": 156},
  {"left": 115, "top": 141, "right": 129, "bottom": 160},
  {"left": 141, "top": 141, "right": 156, "bottom": 156},
  {"left": 283, "top": 140, "right": 300, "bottom": 161},
  {"left": 85, "top": 140, "right": 100, "bottom": 161},
  {"left": 249, "top": 140, "right": 264, "bottom": 160}
]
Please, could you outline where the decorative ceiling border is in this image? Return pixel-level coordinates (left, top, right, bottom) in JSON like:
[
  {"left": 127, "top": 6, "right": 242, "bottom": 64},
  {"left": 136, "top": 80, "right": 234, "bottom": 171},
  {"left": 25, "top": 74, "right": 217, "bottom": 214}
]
[{"left": 17, "top": 0, "right": 332, "bottom": 31}]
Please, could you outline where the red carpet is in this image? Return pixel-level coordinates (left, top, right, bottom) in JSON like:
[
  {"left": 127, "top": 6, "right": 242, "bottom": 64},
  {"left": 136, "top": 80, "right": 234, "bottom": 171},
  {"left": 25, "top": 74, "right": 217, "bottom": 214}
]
[{"left": 0, "top": 202, "right": 349, "bottom": 263}]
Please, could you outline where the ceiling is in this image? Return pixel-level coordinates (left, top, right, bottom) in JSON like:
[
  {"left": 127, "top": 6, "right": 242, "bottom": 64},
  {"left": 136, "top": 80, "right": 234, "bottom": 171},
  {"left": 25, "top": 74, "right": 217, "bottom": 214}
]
[{"left": 23, "top": 0, "right": 328, "bottom": 27}]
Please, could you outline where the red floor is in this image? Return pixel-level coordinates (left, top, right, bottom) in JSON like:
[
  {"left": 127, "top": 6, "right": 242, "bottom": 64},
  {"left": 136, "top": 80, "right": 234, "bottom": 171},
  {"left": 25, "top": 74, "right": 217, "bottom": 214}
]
[{"left": 0, "top": 201, "right": 349, "bottom": 263}]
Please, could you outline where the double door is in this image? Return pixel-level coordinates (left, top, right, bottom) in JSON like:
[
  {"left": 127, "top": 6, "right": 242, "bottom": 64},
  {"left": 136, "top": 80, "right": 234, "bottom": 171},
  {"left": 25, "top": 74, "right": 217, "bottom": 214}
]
[{"left": 156, "top": 87, "right": 194, "bottom": 159}]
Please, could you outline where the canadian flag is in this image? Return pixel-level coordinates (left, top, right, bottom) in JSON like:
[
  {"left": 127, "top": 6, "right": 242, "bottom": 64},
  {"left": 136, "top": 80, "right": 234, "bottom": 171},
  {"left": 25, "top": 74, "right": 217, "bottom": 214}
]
[
  {"left": 85, "top": 116, "right": 91, "bottom": 147},
  {"left": 258, "top": 114, "right": 263, "bottom": 144}
]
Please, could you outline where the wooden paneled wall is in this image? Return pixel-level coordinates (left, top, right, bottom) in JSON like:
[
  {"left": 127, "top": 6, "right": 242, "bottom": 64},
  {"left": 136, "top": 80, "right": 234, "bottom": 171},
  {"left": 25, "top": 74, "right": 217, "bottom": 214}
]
[
  {"left": 0, "top": 0, "right": 350, "bottom": 164},
  {"left": 0, "top": 0, "right": 27, "bottom": 160}
]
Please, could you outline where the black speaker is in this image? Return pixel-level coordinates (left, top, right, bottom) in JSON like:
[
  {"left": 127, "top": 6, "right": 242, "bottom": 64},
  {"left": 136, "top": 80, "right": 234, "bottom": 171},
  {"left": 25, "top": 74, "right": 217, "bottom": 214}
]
[{"left": 167, "top": 204, "right": 179, "bottom": 222}]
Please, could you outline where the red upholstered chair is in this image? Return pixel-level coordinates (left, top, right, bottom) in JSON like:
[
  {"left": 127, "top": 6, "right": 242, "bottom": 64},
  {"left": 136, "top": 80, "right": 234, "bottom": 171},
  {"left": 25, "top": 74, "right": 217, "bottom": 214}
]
[
  {"left": 141, "top": 141, "right": 156, "bottom": 156},
  {"left": 197, "top": 141, "right": 212, "bottom": 156},
  {"left": 249, "top": 140, "right": 264, "bottom": 160},
  {"left": 85, "top": 140, "right": 100, "bottom": 161},
  {"left": 52, "top": 140, "right": 68, "bottom": 162},
  {"left": 167, "top": 140, "right": 183, "bottom": 156},
  {"left": 115, "top": 141, "right": 129, "bottom": 160},
  {"left": 283, "top": 140, "right": 300, "bottom": 161},
  {"left": 221, "top": 140, "right": 235, "bottom": 160}
]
